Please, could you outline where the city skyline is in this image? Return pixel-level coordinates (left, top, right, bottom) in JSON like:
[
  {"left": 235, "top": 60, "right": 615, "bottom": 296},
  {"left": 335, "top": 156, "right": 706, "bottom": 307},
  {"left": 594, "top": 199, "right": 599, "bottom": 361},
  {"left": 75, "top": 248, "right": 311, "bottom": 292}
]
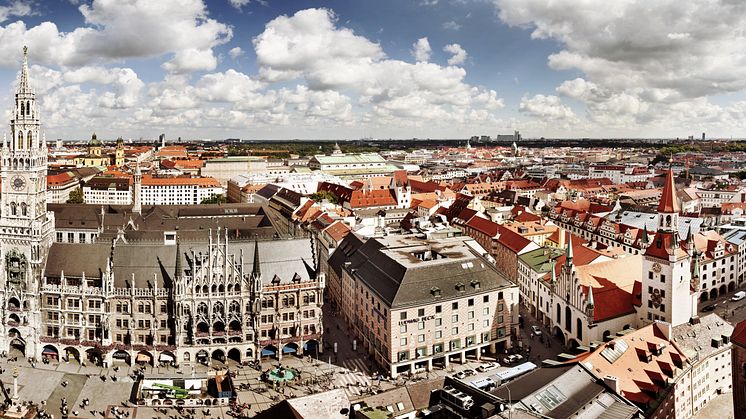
[{"left": 0, "top": 0, "right": 744, "bottom": 140}]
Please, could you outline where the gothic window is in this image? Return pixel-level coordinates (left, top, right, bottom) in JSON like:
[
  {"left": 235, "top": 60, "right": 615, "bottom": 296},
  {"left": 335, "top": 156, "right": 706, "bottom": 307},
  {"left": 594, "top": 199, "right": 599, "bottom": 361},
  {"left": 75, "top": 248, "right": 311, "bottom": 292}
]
[
  {"left": 577, "top": 319, "right": 582, "bottom": 340},
  {"left": 19, "top": 102, "right": 24, "bottom": 117},
  {"left": 10, "top": 202, "right": 16, "bottom": 216},
  {"left": 20, "top": 203, "right": 26, "bottom": 217},
  {"left": 26, "top": 131, "right": 31, "bottom": 148},
  {"left": 556, "top": 303, "right": 561, "bottom": 325},
  {"left": 16, "top": 132, "right": 22, "bottom": 149},
  {"left": 565, "top": 306, "right": 572, "bottom": 333}
]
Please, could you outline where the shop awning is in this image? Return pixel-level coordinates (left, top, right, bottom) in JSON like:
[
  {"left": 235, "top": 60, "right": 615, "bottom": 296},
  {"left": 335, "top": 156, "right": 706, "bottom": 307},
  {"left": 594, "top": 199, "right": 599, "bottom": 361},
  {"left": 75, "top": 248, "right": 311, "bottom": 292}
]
[
  {"left": 136, "top": 353, "right": 151, "bottom": 363},
  {"left": 261, "top": 348, "right": 276, "bottom": 356},
  {"left": 158, "top": 353, "right": 175, "bottom": 361}
]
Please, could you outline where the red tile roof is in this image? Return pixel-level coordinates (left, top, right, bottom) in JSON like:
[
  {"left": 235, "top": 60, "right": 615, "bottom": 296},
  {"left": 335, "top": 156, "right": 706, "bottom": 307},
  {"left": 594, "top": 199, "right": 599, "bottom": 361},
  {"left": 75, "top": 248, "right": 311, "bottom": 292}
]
[
  {"left": 348, "top": 189, "right": 396, "bottom": 208},
  {"left": 466, "top": 216, "right": 498, "bottom": 237},
  {"left": 324, "top": 220, "right": 351, "bottom": 243},
  {"left": 582, "top": 276, "right": 636, "bottom": 322}
]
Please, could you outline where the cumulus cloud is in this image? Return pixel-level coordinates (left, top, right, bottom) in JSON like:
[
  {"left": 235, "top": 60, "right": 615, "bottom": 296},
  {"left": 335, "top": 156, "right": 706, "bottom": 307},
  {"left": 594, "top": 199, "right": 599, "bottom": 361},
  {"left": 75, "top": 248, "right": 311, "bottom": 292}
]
[
  {"left": 443, "top": 43, "right": 467, "bottom": 66},
  {"left": 495, "top": 0, "right": 746, "bottom": 134},
  {"left": 0, "top": 1, "right": 34, "bottom": 23},
  {"left": 228, "top": 46, "right": 243, "bottom": 59},
  {"left": 0, "top": 0, "right": 231, "bottom": 72},
  {"left": 519, "top": 94, "right": 575, "bottom": 120},
  {"left": 228, "top": 0, "right": 250, "bottom": 9},
  {"left": 412, "top": 37, "right": 432, "bottom": 62}
]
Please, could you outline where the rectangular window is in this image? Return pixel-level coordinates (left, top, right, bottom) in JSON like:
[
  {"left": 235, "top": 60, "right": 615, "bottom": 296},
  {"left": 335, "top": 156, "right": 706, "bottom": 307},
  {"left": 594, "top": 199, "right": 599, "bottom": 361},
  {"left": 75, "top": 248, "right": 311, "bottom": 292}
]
[
  {"left": 435, "top": 318, "right": 442, "bottom": 326},
  {"left": 452, "top": 314, "right": 458, "bottom": 323},
  {"left": 452, "top": 327, "right": 459, "bottom": 335},
  {"left": 483, "top": 295, "right": 489, "bottom": 303},
  {"left": 468, "top": 323, "right": 474, "bottom": 331},
  {"left": 468, "top": 311, "right": 474, "bottom": 319},
  {"left": 400, "top": 311, "right": 407, "bottom": 320},
  {"left": 400, "top": 324, "right": 407, "bottom": 333},
  {"left": 400, "top": 337, "right": 407, "bottom": 346},
  {"left": 418, "top": 334, "right": 425, "bottom": 343},
  {"left": 468, "top": 298, "right": 474, "bottom": 307},
  {"left": 661, "top": 274, "right": 666, "bottom": 283},
  {"left": 418, "top": 308, "right": 425, "bottom": 317},
  {"left": 452, "top": 302, "right": 458, "bottom": 310},
  {"left": 418, "top": 322, "right": 425, "bottom": 330},
  {"left": 435, "top": 305, "right": 442, "bottom": 313},
  {"left": 435, "top": 330, "right": 442, "bottom": 339},
  {"left": 483, "top": 307, "right": 490, "bottom": 316}
]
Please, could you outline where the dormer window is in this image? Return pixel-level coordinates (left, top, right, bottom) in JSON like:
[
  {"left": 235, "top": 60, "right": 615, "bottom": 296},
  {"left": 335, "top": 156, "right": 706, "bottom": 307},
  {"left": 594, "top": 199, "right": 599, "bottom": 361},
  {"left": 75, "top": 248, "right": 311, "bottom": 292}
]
[
  {"left": 431, "top": 286, "right": 441, "bottom": 297},
  {"left": 456, "top": 282, "right": 465, "bottom": 292},
  {"left": 471, "top": 279, "right": 481, "bottom": 289}
]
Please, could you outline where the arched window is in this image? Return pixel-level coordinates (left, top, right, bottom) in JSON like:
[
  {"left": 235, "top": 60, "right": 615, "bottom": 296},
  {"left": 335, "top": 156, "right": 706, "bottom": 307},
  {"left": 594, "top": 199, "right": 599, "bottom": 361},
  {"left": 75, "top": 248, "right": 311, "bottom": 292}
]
[
  {"left": 565, "top": 307, "right": 572, "bottom": 333},
  {"left": 20, "top": 203, "right": 26, "bottom": 217},
  {"left": 17, "top": 132, "right": 22, "bottom": 150},
  {"left": 10, "top": 202, "right": 16, "bottom": 216},
  {"left": 19, "top": 102, "right": 24, "bottom": 117},
  {"left": 288, "top": 295, "right": 295, "bottom": 306},
  {"left": 26, "top": 131, "right": 32, "bottom": 149},
  {"left": 576, "top": 318, "right": 583, "bottom": 340}
]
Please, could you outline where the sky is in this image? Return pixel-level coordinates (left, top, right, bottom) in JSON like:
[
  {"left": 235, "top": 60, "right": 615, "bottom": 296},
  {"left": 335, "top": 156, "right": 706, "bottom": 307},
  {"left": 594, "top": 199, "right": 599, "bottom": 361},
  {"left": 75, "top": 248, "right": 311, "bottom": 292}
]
[{"left": 0, "top": 0, "right": 745, "bottom": 140}]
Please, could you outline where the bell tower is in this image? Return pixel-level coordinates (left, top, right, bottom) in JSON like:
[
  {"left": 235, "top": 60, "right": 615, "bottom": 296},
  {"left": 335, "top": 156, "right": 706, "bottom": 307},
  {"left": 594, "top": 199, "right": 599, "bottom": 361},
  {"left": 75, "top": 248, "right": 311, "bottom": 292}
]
[
  {"left": 640, "top": 168, "right": 696, "bottom": 327},
  {"left": 0, "top": 46, "right": 55, "bottom": 358}
]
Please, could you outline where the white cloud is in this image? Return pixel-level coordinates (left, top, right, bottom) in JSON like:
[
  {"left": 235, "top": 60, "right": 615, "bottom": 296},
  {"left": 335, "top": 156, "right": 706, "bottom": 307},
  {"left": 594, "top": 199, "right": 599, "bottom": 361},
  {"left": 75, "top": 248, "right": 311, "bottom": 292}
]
[
  {"left": 443, "top": 43, "right": 467, "bottom": 66},
  {"left": 495, "top": 0, "right": 746, "bottom": 134},
  {"left": 228, "top": 46, "right": 243, "bottom": 59},
  {"left": 411, "top": 37, "right": 431, "bottom": 62},
  {"left": 228, "top": 0, "right": 250, "bottom": 10},
  {"left": 0, "top": 1, "right": 34, "bottom": 23},
  {"left": 442, "top": 20, "right": 461, "bottom": 31},
  {"left": 0, "top": 0, "right": 232, "bottom": 73},
  {"left": 519, "top": 94, "right": 575, "bottom": 120}
]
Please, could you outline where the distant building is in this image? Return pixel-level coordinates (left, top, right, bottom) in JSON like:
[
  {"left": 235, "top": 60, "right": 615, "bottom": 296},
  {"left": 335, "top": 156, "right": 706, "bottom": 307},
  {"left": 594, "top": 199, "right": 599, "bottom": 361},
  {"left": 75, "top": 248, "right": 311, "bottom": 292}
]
[{"left": 309, "top": 152, "right": 399, "bottom": 179}]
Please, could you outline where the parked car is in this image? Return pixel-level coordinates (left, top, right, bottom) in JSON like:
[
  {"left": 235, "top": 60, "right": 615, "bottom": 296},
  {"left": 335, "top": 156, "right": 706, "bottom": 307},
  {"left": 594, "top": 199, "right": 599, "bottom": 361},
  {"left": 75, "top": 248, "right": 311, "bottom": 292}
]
[
  {"left": 502, "top": 354, "right": 525, "bottom": 365},
  {"left": 454, "top": 369, "right": 477, "bottom": 379},
  {"left": 531, "top": 325, "right": 542, "bottom": 336},
  {"left": 732, "top": 291, "right": 746, "bottom": 302},
  {"left": 477, "top": 362, "right": 499, "bottom": 372},
  {"left": 702, "top": 304, "right": 717, "bottom": 312}
]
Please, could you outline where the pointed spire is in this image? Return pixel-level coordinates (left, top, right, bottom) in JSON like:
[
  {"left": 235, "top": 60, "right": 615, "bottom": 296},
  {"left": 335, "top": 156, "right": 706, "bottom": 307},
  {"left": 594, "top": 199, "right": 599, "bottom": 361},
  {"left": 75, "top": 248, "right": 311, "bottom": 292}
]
[
  {"left": 18, "top": 46, "right": 30, "bottom": 95},
  {"left": 174, "top": 234, "right": 182, "bottom": 281},
  {"left": 658, "top": 168, "right": 680, "bottom": 213},
  {"left": 641, "top": 224, "right": 649, "bottom": 244},
  {"left": 586, "top": 285, "right": 595, "bottom": 309},
  {"left": 252, "top": 239, "right": 261, "bottom": 278},
  {"left": 686, "top": 224, "right": 693, "bottom": 242},
  {"left": 564, "top": 234, "right": 574, "bottom": 267}
]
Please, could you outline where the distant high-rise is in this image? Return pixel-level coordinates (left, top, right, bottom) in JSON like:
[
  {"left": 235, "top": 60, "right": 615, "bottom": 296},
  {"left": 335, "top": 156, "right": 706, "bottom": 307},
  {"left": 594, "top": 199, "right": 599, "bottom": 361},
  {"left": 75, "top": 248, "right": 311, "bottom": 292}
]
[{"left": 702, "top": 132, "right": 706, "bottom": 141}]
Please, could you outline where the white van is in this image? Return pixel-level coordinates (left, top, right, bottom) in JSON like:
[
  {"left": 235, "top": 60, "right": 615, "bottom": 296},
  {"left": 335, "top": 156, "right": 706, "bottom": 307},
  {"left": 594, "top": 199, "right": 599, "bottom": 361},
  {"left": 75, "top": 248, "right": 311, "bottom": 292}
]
[{"left": 732, "top": 291, "right": 746, "bottom": 302}]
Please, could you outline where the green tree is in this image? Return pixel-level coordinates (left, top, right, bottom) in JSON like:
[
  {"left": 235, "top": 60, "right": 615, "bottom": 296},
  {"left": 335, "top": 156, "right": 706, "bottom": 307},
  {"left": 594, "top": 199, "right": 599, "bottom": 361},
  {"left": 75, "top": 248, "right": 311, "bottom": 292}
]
[
  {"left": 201, "top": 194, "right": 227, "bottom": 204},
  {"left": 309, "top": 190, "right": 338, "bottom": 204},
  {"left": 66, "top": 187, "right": 84, "bottom": 204}
]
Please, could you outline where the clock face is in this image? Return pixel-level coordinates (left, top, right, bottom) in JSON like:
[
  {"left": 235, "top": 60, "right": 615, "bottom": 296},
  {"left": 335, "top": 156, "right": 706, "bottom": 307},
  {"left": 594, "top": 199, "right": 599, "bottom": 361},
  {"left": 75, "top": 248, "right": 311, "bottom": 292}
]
[
  {"left": 11, "top": 176, "right": 25, "bottom": 191},
  {"left": 652, "top": 263, "right": 662, "bottom": 274}
]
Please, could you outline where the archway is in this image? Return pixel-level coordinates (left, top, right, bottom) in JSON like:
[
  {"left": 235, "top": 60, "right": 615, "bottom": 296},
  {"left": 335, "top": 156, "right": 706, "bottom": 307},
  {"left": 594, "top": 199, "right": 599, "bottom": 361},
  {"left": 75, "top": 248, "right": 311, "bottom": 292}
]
[
  {"left": 64, "top": 346, "right": 80, "bottom": 363},
  {"left": 282, "top": 342, "right": 299, "bottom": 356},
  {"left": 700, "top": 292, "right": 709, "bottom": 303},
  {"left": 228, "top": 320, "right": 241, "bottom": 333},
  {"left": 261, "top": 345, "right": 278, "bottom": 359},
  {"left": 86, "top": 348, "right": 103, "bottom": 366},
  {"left": 720, "top": 285, "right": 727, "bottom": 297},
  {"left": 136, "top": 350, "right": 153, "bottom": 366},
  {"left": 710, "top": 288, "right": 718, "bottom": 300},
  {"left": 7, "top": 297, "right": 20, "bottom": 311},
  {"left": 245, "top": 348, "right": 254, "bottom": 360},
  {"left": 211, "top": 349, "right": 225, "bottom": 364},
  {"left": 213, "top": 321, "right": 225, "bottom": 334},
  {"left": 42, "top": 344, "right": 59, "bottom": 360},
  {"left": 227, "top": 348, "right": 241, "bottom": 364},
  {"left": 7, "top": 313, "right": 20, "bottom": 326},
  {"left": 729, "top": 282, "right": 736, "bottom": 292},
  {"left": 112, "top": 350, "right": 131, "bottom": 365},
  {"left": 9, "top": 338, "right": 25, "bottom": 357},
  {"left": 551, "top": 326, "right": 565, "bottom": 346},
  {"left": 304, "top": 340, "right": 320, "bottom": 357},
  {"left": 196, "top": 349, "right": 209, "bottom": 365},
  {"left": 158, "top": 351, "right": 176, "bottom": 366},
  {"left": 196, "top": 322, "right": 209, "bottom": 336}
]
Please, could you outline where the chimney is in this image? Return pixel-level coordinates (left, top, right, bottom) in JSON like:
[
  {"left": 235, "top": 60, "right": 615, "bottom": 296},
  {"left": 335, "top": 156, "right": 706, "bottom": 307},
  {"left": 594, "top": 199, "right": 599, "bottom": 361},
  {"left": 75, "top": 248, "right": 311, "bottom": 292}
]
[{"left": 603, "top": 375, "right": 620, "bottom": 394}]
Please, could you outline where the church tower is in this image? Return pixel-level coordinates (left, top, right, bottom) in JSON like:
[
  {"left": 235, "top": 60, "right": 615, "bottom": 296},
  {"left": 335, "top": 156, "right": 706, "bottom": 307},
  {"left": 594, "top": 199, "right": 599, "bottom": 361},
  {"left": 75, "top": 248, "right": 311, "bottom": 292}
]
[
  {"left": 0, "top": 47, "right": 55, "bottom": 357},
  {"left": 640, "top": 168, "right": 696, "bottom": 327}
]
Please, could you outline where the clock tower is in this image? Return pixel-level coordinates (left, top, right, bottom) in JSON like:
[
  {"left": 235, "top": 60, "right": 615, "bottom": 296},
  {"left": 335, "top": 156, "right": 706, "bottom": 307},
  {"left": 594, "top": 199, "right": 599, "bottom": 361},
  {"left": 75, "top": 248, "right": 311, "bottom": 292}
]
[
  {"left": 0, "top": 46, "right": 54, "bottom": 358},
  {"left": 640, "top": 168, "right": 696, "bottom": 327}
]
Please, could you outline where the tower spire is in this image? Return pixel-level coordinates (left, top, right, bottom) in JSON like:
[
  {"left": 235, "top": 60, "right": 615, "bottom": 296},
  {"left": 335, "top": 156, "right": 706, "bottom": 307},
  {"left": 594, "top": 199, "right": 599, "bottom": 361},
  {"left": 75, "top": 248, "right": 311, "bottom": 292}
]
[
  {"left": 252, "top": 239, "right": 261, "bottom": 278},
  {"left": 564, "top": 234, "right": 574, "bottom": 267},
  {"left": 18, "top": 46, "right": 30, "bottom": 95},
  {"left": 658, "top": 168, "right": 679, "bottom": 213}
]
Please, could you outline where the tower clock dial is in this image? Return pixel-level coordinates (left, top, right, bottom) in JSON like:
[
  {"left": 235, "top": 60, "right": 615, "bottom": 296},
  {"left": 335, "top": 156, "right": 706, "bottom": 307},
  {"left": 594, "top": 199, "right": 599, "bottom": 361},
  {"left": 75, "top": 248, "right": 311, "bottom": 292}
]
[
  {"left": 11, "top": 176, "right": 25, "bottom": 191},
  {"left": 652, "top": 262, "right": 662, "bottom": 273}
]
